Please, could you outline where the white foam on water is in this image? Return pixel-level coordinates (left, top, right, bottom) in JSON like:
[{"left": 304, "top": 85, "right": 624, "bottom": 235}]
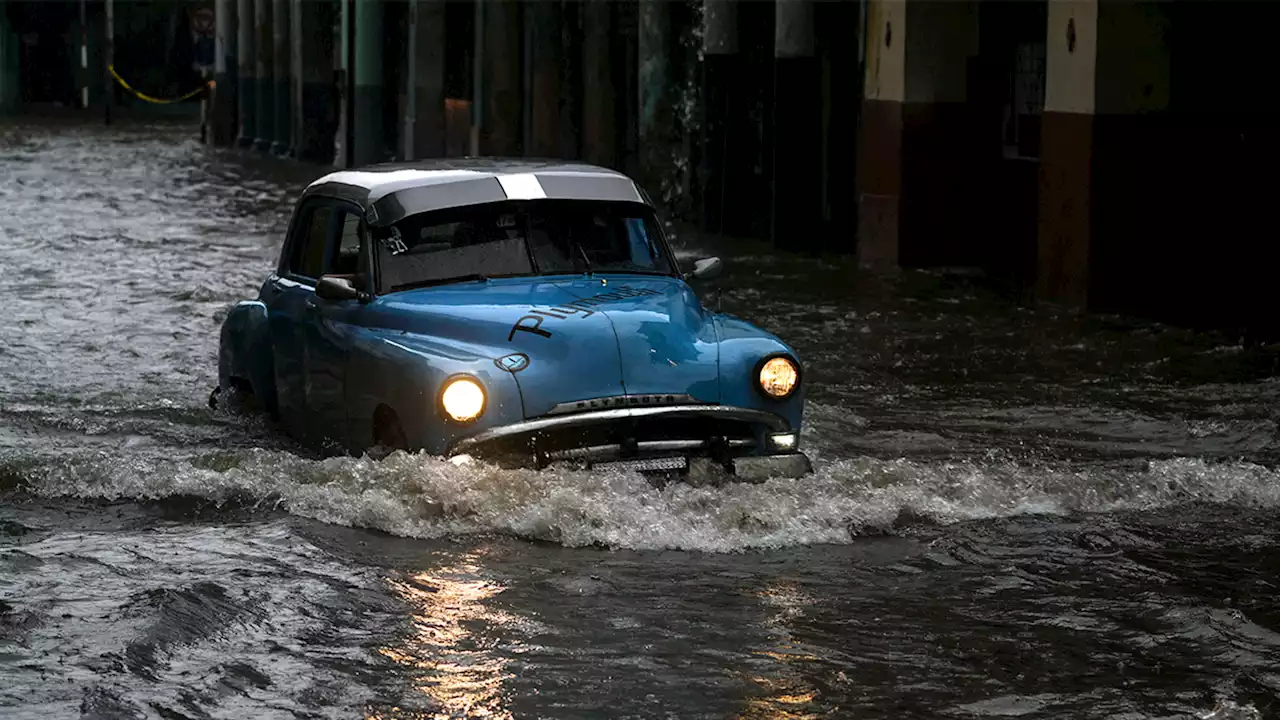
[{"left": 13, "top": 449, "right": 1280, "bottom": 553}]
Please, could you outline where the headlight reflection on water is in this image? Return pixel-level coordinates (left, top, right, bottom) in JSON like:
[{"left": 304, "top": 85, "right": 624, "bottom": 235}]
[
  {"left": 736, "top": 581, "right": 823, "bottom": 720},
  {"left": 377, "top": 558, "right": 518, "bottom": 719}
]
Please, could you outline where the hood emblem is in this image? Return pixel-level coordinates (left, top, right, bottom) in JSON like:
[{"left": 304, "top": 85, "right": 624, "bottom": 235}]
[{"left": 495, "top": 353, "right": 530, "bottom": 373}]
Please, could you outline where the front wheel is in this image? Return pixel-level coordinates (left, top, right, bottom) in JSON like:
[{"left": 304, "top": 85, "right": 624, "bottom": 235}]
[{"left": 370, "top": 406, "right": 409, "bottom": 459}]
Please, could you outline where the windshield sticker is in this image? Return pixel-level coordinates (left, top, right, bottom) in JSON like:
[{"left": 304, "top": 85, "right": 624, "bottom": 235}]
[
  {"left": 508, "top": 285, "right": 663, "bottom": 342},
  {"left": 379, "top": 226, "right": 408, "bottom": 255}
]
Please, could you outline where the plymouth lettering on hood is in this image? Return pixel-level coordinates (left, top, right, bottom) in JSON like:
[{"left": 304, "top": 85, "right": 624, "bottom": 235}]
[{"left": 507, "top": 285, "right": 663, "bottom": 342}]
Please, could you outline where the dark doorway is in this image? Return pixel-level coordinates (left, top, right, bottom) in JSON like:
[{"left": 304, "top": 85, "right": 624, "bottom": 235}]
[
  {"left": 383, "top": 0, "right": 409, "bottom": 160},
  {"left": 971, "top": 0, "right": 1046, "bottom": 283},
  {"left": 8, "top": 0, "right": 77, "bottom": 106}
]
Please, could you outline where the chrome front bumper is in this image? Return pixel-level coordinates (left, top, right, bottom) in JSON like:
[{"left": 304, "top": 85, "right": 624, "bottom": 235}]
[{"left": 446, "top": 404, "right": 811, "bottom": 480}]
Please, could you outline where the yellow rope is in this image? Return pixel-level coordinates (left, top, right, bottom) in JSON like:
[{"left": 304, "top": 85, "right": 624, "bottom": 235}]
[{"left": 109, "top": 65, "right": 213, "bottom": 105}]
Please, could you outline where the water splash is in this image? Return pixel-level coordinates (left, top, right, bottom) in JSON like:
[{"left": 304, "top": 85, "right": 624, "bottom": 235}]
[{"left": 9, "top": 449, "right": 1280, "bottom": 553}]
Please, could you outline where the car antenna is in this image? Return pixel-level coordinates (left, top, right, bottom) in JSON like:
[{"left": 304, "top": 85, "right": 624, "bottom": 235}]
[{"left": 574, "top": 240, "right": 593, "bottom": 276}]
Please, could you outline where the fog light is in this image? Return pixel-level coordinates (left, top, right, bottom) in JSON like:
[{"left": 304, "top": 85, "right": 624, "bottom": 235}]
[{"left": 770, "top": 432, "right": 797, "bottom": 451}]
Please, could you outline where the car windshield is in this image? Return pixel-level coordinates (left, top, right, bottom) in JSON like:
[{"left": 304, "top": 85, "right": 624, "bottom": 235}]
[{"left": 371, "top": 200, "right": 676, "bottom": 293}]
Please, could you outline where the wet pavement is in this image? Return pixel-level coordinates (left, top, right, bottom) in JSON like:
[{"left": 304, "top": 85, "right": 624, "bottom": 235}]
[{"left": 3, "top": 120, "right": 1280, "bottom": 719}]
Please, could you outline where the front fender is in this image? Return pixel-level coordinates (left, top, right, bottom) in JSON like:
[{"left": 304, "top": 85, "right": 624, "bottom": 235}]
[
  {"left": 345, "top": 328, "right": 525, "bottom": 455},
  {"left": 218, "top": 300, "right": 277, "bottom": 414},
  {"left": 714, "top": 314, "right": 805, "bottom": 433}
]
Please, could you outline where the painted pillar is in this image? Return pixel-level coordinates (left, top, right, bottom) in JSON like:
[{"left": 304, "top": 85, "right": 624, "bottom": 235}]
[
  {"left": 611, "top": 3, "right": 640, "bottom": 177},
  {"left": 477, "top": 0, "right": 520, "bottom": 156},
  {"left": 0, "top": 8, "right": 18, "bottom": 113},
  {"left": 637, "top": 0, "right": 670, "bottom": 153},
  {"left": 527, "top": 0, "right": 563, "bottom": 158},
  {"left": 855, "top": 0, "right": 905, "bottom": 267},
  {"left": 352, "top": 0, "right": 384, "bottom": 166},
  {"left": 405, "top": 0, "right": 445, "bottom": 159},
  {"left": 580, "top": 0, "right": 614, "bottom": 167},
  {"left": 700, "top": 0, "right": 738, "bottom": 234},
  {"left": 211, "top": 0, "right": 239, "bottom": 145},
  {"left": 271, "top": 0, "right": 291, "bottom": 155},
  {"left": 236, "top": 0, "right": 255, "bottom": 146},
  {"left": 1036, "top": 0, "right": 1095, "bottom": 306},
  {"left": 254, "top": 0, "right": 274, "bottom": 150},
  {"left": 294, "top": 0, "right": 335, "bottom": 162},
  {"left": 78, "top": 0, "right": 89, "bottom": 109},
  {"left": 771, "top": 0, "right": 822, "bottom": 253},
  {"left": 103, "top": 0, "right": 114, "bottom": 124},
  {"left": 898, "top": 0, "right": 980, "bottom": 269},
  {"left": 333, "top": 0, "right": 352, "bottom": 168}
]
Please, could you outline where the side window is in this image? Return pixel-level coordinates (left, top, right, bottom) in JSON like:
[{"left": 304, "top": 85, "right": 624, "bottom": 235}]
[
  {"left": 290, "top": 205, "right": 333, "bottom": 280},
  {"left": 330, "top": 211, "right": 364, "bottom": 276}
]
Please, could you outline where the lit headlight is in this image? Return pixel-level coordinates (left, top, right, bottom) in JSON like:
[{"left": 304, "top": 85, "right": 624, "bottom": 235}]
[
  {"left": 440, "top": 377, "right": 486, "bottom": 422},
  {"left": 757, "top": 356, "right": 799, "bottom": 399}
]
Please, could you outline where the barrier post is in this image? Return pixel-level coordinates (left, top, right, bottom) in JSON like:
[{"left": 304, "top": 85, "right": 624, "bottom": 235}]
[{"left": 104, "top": 0, "right": 114, "bottom": 124}]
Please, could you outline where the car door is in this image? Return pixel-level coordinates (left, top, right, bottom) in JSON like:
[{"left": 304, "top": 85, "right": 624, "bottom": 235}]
[
  {"left": 265, "top": 198, "right": 335, "bottom": 440},
  {"left": 303, "top": 204, "right": 368, "bottom": 450}
]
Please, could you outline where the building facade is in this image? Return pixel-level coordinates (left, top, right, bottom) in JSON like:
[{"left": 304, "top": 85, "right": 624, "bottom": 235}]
[{"left": 2, "top": 0, "right": 1275, "bottom": 337}]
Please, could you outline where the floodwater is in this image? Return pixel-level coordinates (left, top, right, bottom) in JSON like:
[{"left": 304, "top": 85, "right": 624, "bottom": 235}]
[{"left": 3, "top": 120, "right": 1280, "bottom": 720}]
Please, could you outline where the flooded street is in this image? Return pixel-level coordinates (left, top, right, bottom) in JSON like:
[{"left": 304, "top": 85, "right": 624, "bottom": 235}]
[{"left": 4, "top": 121, "right": 1280, "bottom": 719}]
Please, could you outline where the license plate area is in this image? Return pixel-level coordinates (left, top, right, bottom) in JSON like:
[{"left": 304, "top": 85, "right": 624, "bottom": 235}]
[{"left": 591, "top": 456, "right": 688, "bottom": 473}]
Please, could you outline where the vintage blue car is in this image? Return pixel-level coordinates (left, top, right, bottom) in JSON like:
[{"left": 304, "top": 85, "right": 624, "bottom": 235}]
[{"left": 213, "top": 159, "right": 811, "bottom": 481}]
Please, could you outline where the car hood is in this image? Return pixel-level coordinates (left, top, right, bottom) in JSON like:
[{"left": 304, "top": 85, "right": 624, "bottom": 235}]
[{"left": 372, "top": 275, "right": 720, "bottom": 418}]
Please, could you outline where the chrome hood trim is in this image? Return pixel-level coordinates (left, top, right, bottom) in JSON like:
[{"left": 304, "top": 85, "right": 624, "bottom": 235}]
[
  {"left": 545, "top": 393, "right": 697, "bottom": 416},
  {"left": 447, "top": 404, "right": 792, "bottom": 456}
]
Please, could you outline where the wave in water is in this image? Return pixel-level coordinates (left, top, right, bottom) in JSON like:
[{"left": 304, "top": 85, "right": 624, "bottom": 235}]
[{"left": 6, "top": 449, "right": 1280, "bottom": 553}]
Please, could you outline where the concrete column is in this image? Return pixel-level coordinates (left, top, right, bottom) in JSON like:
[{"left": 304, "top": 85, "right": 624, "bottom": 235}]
[
  {"left": 772, "top": 0, "right": 822, "bottom": 253},
  {"left": 476, "top": 0, "right": 520, "bottom": 156},
  {"left": 855, "top": 0, "right": 905, "bottom": 267},
  {"left": 527, "top": 1, "right": 563, "bottom": 158},
  {"left": 352, "top": 0, "right": 384, "bottom": 166},
  {"left": 1036, "top": 0, "right": 1096, "bottom": 306},
  {"left": 699, "top": 0, "right": 738, "bottom": 233},
  {"left": 211, "top": 0, "right": 238, "bottom": 145},
  {"left": 254, "top": 0, "right": 274, "bottom": 150},
  {"left": 580, "top": 0, "right": 615, "bottom": 167},
  {"left": 294, "top": 0, "right": 335, "bottom": 162},
  {"left": 236, "top": 0, "right": 255, "bottom": 146},
  {"left": 271, "top": 0, "right": 291, "bottom": 156},
  {"left": 405, "top": 0, "right": 445, "bottom": 159}
]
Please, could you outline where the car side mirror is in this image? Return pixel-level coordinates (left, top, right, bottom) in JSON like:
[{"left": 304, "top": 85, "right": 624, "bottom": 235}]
[
  {"left": 316, "top": 275, "right": 368, "bottom": 302},
  {"left": 689, "top": 256, "right": 724, "bottom": 282}
]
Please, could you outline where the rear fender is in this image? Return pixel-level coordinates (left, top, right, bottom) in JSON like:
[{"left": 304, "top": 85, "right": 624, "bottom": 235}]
[
  {"left": 218, "top": 300, "right": 277, "bottom": 414},
  {"left": 345, "top": 329, "right": 526, "bottom": 456}
]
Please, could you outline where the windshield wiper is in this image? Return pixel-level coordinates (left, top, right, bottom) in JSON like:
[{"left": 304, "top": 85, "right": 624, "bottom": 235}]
[
  {"left": 392, "top": 274, "right": 489, "bottom": 292},
  {"left": 592, "top": 268, "right": 676, "bottom": 277}
]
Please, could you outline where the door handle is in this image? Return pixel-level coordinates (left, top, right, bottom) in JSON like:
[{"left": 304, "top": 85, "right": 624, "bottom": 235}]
[{"left": 305, "top": 298, "right": 319, "bottom": 311}]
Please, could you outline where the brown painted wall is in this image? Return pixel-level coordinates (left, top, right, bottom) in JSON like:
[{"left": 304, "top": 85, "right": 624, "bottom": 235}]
[
  {"left": 1037, "top": 111, "right": 1093, "bottom": 306},
  {"left": 856, "top": 97, "right": 902, "bottom": 267}
]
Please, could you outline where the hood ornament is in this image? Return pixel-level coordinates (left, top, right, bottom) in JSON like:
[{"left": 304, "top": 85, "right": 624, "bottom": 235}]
[{"left": 494, "top": 353, "right": 530, "bottom": 373}]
